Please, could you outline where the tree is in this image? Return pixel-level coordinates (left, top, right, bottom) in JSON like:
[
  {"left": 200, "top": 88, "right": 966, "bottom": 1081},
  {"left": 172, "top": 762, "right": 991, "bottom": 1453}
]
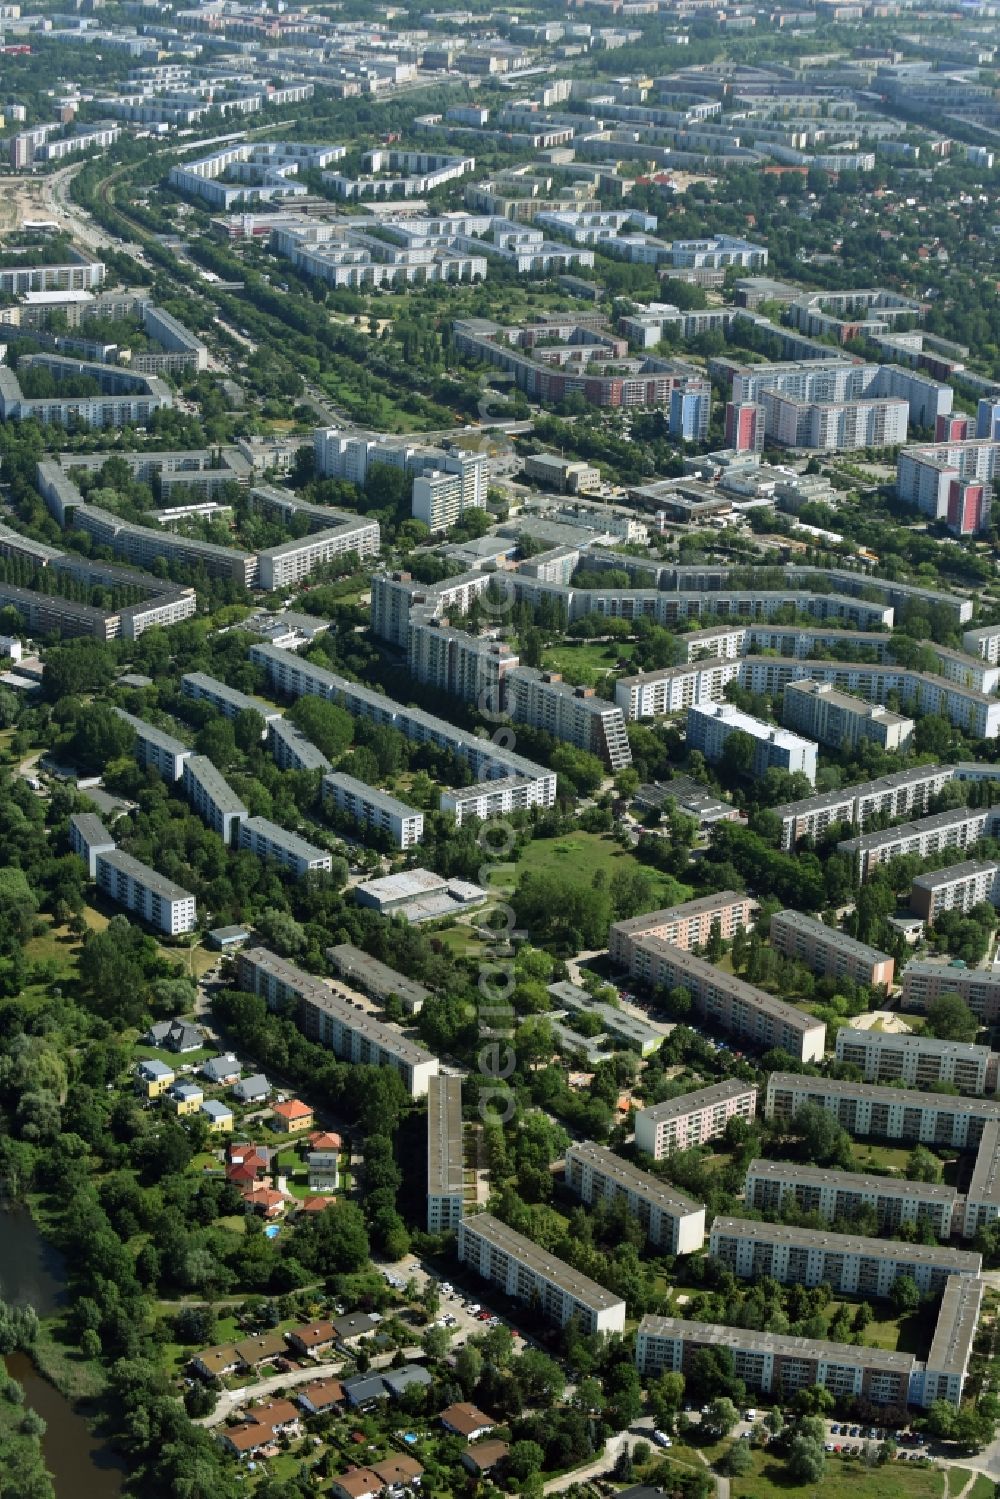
[
  {"left": 505, "top": 1441, "right": 545, "bottom": 1482},
  {"left": 720, "top": 1440, "right": 752, "bottom": 1477},
  {"left": 720, "top": 730, "right": 756, "bottom": 781},
  {"left": 289, "top": 695, "right": 354, "bottom": 759},
  {"left": 648, "top": 1371, "right": 685, "bottom": 1427},
  {"left": 234, "top": 707, "right": 265, "bottom": 752},
  {"left": 702, "top": 1397, "right": 739, "bottom": 1440},
  {"left": 421, "top": 1324, "right": 451, "bottom": 1361},
  {"left": 889, "top": 1274, "right": 921, "bottom": 1316},
  {"left": 790, "top": 1103, "right": 852, "bottom": 1167},
  {"left": 925, "top": 993, "right": 979, "bottom": 1043},
  {"left": 786, "top": 1434, "right": 825, "bottom": 1484},
  {"left": 906, "top": 1145, "right": 942, "bottom": 1183}
]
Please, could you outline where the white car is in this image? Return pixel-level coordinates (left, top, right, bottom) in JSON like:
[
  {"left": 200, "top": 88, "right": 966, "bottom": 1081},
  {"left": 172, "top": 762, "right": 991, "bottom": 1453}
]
[
  {"left": 745, "top": 1410, "right": 757, "bottom": 1422},
  {"left": 653, "top": 1432, "right": 672, "bottom": 1449}
]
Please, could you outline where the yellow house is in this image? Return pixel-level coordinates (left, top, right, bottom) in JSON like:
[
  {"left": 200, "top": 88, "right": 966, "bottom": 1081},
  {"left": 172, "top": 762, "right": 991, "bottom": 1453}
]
[
  {"left": 201, "top": 1099, "right": 234, "bottom": 1133},
  {"left": 137, "top": 1060, "right": 175, "bottom": 1099},
  {"left": 169, "top": 1081, "right": 204, "bottom": 1116}
]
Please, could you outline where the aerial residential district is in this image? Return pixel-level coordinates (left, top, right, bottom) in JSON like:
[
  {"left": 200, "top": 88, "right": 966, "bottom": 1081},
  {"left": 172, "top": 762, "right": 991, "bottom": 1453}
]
[{"left": 11, "top": 7, "right": 1000, "bottom": 1499}]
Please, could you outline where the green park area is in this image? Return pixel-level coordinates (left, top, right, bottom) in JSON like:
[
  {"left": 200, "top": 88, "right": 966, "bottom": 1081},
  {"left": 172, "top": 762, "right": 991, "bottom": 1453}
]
[
  {"left": 540, "top": 639, "right": 625, "bottom": 687},
  {"left": 515, "top": 830, "right": 690, "bottom": 906},
  {"left": 728, "top": 1451, "right": 946, "bottom": 1499}
]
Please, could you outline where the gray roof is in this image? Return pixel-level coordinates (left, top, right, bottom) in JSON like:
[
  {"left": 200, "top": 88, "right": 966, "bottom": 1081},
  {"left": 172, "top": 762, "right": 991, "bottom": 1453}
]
[
  {"left": 911, "top": 859, "right": 999, "bottom": 891},
  {"left": 427, "top": 1075, "right": 464, "bottom": 1200},
  {"left": 566, "top": 1141, "right": 703, "bottom": 1220},
  {"left": 745, "top": 1156, "right": 958, "bottom": 1203},
  {"left": 638, "top": 1312, "right": 916, "bottom": 1374},
  {"left": 114, "top": 706, "right": 190, "bottom": 758},
  {"left": 268, "top": 717, "right": 331, "bottom": 772},
  {"left": 769, "top": 1071, "right": 1000, "bottom": 1123},
  {"left": 461, "top": 1213, "right": 625, "bottom": 1315},
  {"left": 636, "top": 1078, "right": 757, "bottom": 1127},
  {"left": 322, "top": 771, "right": 421, "bottom": 821},
  {"left": 240, "top": 815, "right": 329, "bottom": 863},
  {"left": 326, "top": 943, "right": 430, "bottom": 1011},
  {"left": 381, "top": 1364, "right": 433, "bottom": 1395},
  {"left": 771, "top": 908, "right": 892, "bottom": 966},
  {"left": 98, "top": 848, "right": 195, "bottom": 904},
  {"left": 182, "top": 671, "right": 281, "bottom": 720},
  {"left": 925, "top": 1276, "right": 983, "bottom": 1378},
  {"left": 968, "top": 1119, "right": 1000, "bottom": 1208},
  {"left": 69, "top": 812, "right": 115, "bottom": 848},
  {"left": 611, "top": 890, "right": 750, "bottom": 940},
  {"left": 839, "top": 805, "right": 993, "bottom": 857},
  {"left": 773, "top": 763, "right": 952, "bottom": 822},
  {"left": 710, "top": 1215, "right": 981, "bottom": 1274},
  {"left": 184, "top": 755, "right": 248, "bottom": 816}
]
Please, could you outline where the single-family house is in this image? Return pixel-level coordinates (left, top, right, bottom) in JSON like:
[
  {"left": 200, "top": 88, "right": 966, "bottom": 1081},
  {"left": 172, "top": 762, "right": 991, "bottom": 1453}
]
[
  {"left": 309, "top": 1129, "right": 343, "bottom": 1152},
  {"left": 332, "top": 1312, "right": 379, "bottom": 1349},
  {"left": 168, "top": 1080, "right": 204, "bottom": 1116},
  {"left": 201, "top": 1053, "right": 240, "bottom": 1085},
  {"left": 371, "top": 1455, "right": 424, "bottom": 1490},
  {"left": 461, "top": 1440, "right": 509, "bottom": 1477},
  {"left": 232, "top": 1072, "right": 270, "bottom": 1104},
  {"left": 440, "top": 1402, "right": 497, "bottom": 1442},
  {"left": 136, "top": 1059, "right": 175, "bottom": 1099},
  {"left": 144, "top": 1019, "right": 205, "bottom": 1053},
  {"left": 381, "top": 1364, "right": 433, "bottom": 1401},
  {"left": 286, "top": 1320, "right": 337, "bottom": 1356},
  {"left": 246, "top": 1399, "right": 300, "bottom": 1434},
  {"left": 329, "top": 1469, "right": 382, "bottom": 1499},
  {"left": 219, "top": 1423, "right": 274, "bottom": 1459},
  {"left": 234, "top": 1331, "right": 289, "bottom": 1369},
  {"left": 191, "top": 1343, "right": 241, "bottom": 1381},
  {"left": 342, "top": 1373, "right": 389, "bottom": 1409},
  {"left": 271, "top": 1098, "right": 314, "bottom": 1134},
  {"left": 219, "top": 1399, "right": 301, "bottom": 1459},
  {"left": 299, "top": 1196, "right": 332, "bottom": 1215},
  {"left": 308, "top": 1149, "right": 340, "bottom": 1192},
  {"left": 243, "top": 1186, "right": 285, "bottom": 1218},
  {"left": 201, "top": 1098, "right": 234, "bottom": 1132},
  {"left": 297, "top": 1377, "right": 345, "bottom": 1415}
]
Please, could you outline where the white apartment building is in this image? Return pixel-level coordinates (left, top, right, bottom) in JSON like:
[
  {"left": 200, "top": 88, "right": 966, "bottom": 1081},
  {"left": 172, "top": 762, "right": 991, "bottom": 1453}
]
[
  {"left": 95, "top": 849, "right": 197, "bottom": 936},
  {"left": 267, "top": 718, "right": 332, "bottom": 775},
  {"left": 322, "top": 772, "right": 424, "bottom": 849},
  {"left": 964, "top": 625, "right": 1000, "bottom": 666},
  {"left": 69, "top": 813, "right": 115, "bottom": 878},
  {"left": 709, "top": 1216, "right": 981, "bottom": 1298},
  {"left": 634, "top": 1080, "right": 759, "bottom": 1160},
  {"left": 910, "top": 860, "right": 1000, "bottom": 922},
  {"left": 457, "top": 1213, "right": 627, "bottom": 1335},
  {"left": 427, "top": 1075, "right": 465, "bottom": 1233},
  {"left": 238, "top": 816, "right": 333, "bottom": 878},
  {"left": 686, "top": 702, "right": 817, "bottom": 785},
  {"left": 745, "top": 1157, "right": 960, "bottom": 1238},
  {"left": 407, "top": 616, "right": 517, "bottom": 711},
  {"left": 182, "top": 755, "right": 248, "bottom": 845},
  {"left": 564, "top": 1141, "right": 706, "bottom": 1254},
  {"left": 765, "top": 1071, "right": 1000, "bottom": 1149},
  {"left": 439, "top": 775, "right": 550, "bottom": 824},
  {"left": 839, "top": 806, "right": 1000, "bottom": 881},
  {"left": 236, "top": 947, "right": 438, "bottom": 1097},
  {"left": 506, "top": 666, "right": 632, "bottom": 771},
  {"left": 181, "top": 672, "right": 281, "bottom": 729},
  {"left": 256, "top": 519, "right": 380, "bottom": 589},
  {"left": 614, "top": 659, "right": 742, "bottom": 720},
  {"left": 773, "top": 763, "right": 955, "bottom": 850},
  {"left": 782, "top": 679, "right": 913, "bottom": 753},
  {"left": 834, "top": 1027, "right": 998, "bottom": 1095},
  {"left": 113, "top": 708, "right": 192, "bottom": 781}
]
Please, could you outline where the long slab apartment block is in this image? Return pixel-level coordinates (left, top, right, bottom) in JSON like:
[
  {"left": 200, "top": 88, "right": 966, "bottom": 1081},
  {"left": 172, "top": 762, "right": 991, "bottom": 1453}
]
[
  {"left": 327, "top": 944, "right": 430, "bottom": 1016},
  {"left": 427, "top": 1074, "right": 465, "bottom": 1234},
  {"left": 709, "top": 1216, "right": 982, "bottom": 1297},
  {"left": 236, "top": 947, "right": 438, "bottom": 1097},
  {"left": 634, "top": 1079, "right": 758, "bottom": 1160},
  {"left": 608, "top": 891, "right": 756, "bottom": 969},
  {"left": 457, "top": 1213, "right": 626, "bottom": 1336},
  {"left": 322, "top": 772, "right": 424, "bottom": 849},
  {"left": 564, "top": 1141, "right": 706, "bottom": 1253},
  {"left": 769, "top": 909, "right": 894, "bottom": 988},
  {"left": 636, "top": 1275, "right": 983, "bottom": 1409},
  {"left": 616, "top": 941, "right": 825, "bottom": 1064},
  {"left": 238, "top": 816, "right": 333, "bottom": 878},
  {"left": 772, "top": 763, "right": 955, "bottom": 851},
  {"left": 839, "top": 805, "right": 1000, "bottom": 881},
  {"left": 182, "top": 755, "right": 248, "bottom": 845},
  {"left": 766, "top": 1071, "right": 1000, "bottom": 1148},
  {"left": 745, "top": 1157, "right": 962, "bottom": 1239},
  {"left": 835, "top": 1027, "right": 999, "bottom": 1095},
  {"left": 268, "top": 717, "right": 331, "bottom": 775},
  {"left": 113, "top": 708, "right": 192, "bottom": 781},
  {"left": 910, "top": 860, "right": 1000, "bottom": 922},
  {"left": 181, "top": 671, "right": 282, "bottom": 729},
  {"left": 901, "top": 960, "right": 1000, "bottom": 1021},
  {"left": 95, "top": 848, "right": 197, "bottom": 936},
  {"left": 69, "top": 812, "right": 116, "bottom": 878}
]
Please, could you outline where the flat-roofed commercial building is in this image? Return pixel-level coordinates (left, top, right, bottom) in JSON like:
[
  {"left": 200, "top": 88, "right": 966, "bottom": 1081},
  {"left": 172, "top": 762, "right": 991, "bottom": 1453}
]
[
  {"left": 236, "top": 947, "right": 438, "bottom": 1097},
  {"left": 113, "top": 708, "right": 192, "bottom": 781},
  {"left": 547, "top": 981, "right": 665, "bottom": 1057},
  {"left": 322, "top": 773, "right": 424, "bottom": 849},
  {"left": 772, "top": 764, "right": 955, "bottom": 851},
  {"left": 687, "top": 702, "right": 817, "bottom": 785},
  {"left": 782, "top": 679, "right": 914, "bottom": 753},
  {"left": 902, "top": 961, "right": 1000, "bottom": 1021},
  {"left": 910, "top": 861, "right": 1000, "bottom": 923},
  {"left": 182, "top": 755, "right": 247, "bottom": 845},
  {"left": 457, "top": 1213, "right": 626, "bottom": 1336},
  {"left": 181, "top": 671, "right": 281, "bottom": 728},
  {"left": 95, "top": 848, "right": 197, "bottom": 936},
  {"left": 839, "top": 805, "right": 1000, "bottom": 882},
  {"left": 634, "top": 1080, "right": 758, "bottom": 1159},
  {"left": 427, "top": 1075, "right": 465, "bottom": 1233},
  {"left": 69, "top": 812, "right": 115, "bottom": 878},
  {"left": 609, "top": 892, "right": 756, "bottom": 970},
  {"left": 769, "top": 909, "right": 894, "bottom": 988},
  {"left": 238, "top": 816, "right": 333, "bottom": 878},
  {"left": 636, "top": 1314, "right": 916, "bottom": 1407},
  {"left": 709, "top": 1216, "right": 982, "bottom": 1297},
  {"left": 268, "top": 718, "right": 331, "bottom": 774},
  {"left": 622, "top": 942, "right": 825, "bottom": 1064},
  {"left": 565, "top": 1141, "right": 705, "bottom": 1254},
  {"left": 327, "top": 944, "right": 429, "bottom": 1016},
  {"left": 766, "top": 1071, "right": 1000, "bottom": 1148},
  {"left": 745, "top": 1157, "right": 960, "bottom": 1237},
  {"left": 835, "top": 1027, "right": 998, "bottom": 1095}
]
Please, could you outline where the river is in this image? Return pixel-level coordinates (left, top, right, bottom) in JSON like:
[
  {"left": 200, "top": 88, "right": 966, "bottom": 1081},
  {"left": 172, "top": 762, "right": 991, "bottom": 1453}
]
[{"left": 0, "top": 1203, "right": 125, "bottom": 1498}]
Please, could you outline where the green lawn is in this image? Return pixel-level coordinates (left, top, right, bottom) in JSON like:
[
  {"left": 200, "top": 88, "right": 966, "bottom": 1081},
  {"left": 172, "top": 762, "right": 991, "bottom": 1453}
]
[
  {"left": 134, "top": 1044, "right": 217, "bottom": 1067},
  {"left": 729, "top": 1450, "right": 944, "bottom": 1499},
  {"left": 849, "top": 1142, "right": 915, "bottom": 1174},
  {"left": 515, "top": 831, "right": 691, "bottom": 907},
  {"left": 540, "top": 640, "right": 625, "bottom": 687}
]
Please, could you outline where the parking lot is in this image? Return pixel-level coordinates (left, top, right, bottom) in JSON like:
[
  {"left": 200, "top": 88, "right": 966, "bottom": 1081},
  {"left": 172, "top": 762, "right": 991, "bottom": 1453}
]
[{"left": 375, "top": 1255, "right": 531, "bottom": 1349}]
